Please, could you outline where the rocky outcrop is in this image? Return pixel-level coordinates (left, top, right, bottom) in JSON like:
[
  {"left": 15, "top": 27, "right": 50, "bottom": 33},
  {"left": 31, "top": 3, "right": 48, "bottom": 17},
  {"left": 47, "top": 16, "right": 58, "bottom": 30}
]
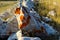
[{"left": 0, "top": 0, "right": 59, "bottom": 40}]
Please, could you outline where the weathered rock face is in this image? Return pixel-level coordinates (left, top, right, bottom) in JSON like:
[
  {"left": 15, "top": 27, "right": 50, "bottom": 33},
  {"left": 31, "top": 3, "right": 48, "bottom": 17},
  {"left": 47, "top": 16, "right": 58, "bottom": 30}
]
[
  {"left": 0, "top": 12, "right": 19, "bottom": 35},
  {"left": 8, "top": 30, "right": 41, "bottom": 40},
  {"left": 0, "top": 0, "right": 59, "bottom": 40}
]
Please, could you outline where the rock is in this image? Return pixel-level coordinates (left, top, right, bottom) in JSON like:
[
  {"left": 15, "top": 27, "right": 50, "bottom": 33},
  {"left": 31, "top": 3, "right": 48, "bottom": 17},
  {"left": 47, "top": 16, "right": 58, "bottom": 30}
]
[
  {"left": 0, "top": 0, "right": 59, "bottom": 40},
  {"left": 8, "top": 30, "right": 41, "bottom": 40}
]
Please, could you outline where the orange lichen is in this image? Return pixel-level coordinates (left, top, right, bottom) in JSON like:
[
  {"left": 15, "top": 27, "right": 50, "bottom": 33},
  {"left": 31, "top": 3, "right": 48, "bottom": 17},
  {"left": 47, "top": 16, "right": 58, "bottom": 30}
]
[
  {"left": 20, "top": 16, "right": 31, "bottom": 29},
  {"left": 15, "top": 8, "right": 31, "bottom": 29},
  {"left": 15, "top": 8, "right": 20, "bottom": 14},
  {"left": 20, "top": 15, "right": 25, "bottom": 21}
]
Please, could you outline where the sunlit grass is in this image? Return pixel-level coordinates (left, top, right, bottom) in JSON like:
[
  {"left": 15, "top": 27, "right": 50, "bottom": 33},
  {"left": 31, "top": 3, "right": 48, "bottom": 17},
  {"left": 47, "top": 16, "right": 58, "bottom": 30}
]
[
  {"left": 0, "top": 1, "right": 18, "bottom": 13},
  {"left": 37, "top": 0, "right": 60, "bottom": 24}
]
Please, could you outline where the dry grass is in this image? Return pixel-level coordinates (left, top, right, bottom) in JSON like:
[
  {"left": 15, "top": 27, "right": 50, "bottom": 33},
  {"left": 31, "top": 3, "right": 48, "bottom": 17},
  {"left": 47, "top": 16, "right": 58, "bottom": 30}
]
[
  {"left": 38, "top": 0, "right": 60, "bottom": 23},
  {"left": 0, "top": 1, "right": 18, "bottom": 13}
]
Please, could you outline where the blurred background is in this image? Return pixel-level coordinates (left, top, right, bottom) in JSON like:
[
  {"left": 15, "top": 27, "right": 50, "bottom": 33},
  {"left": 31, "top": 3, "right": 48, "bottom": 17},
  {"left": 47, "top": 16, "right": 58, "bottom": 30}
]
[{"left": 34, "top": 0, "right": 60, "bottom": 33}]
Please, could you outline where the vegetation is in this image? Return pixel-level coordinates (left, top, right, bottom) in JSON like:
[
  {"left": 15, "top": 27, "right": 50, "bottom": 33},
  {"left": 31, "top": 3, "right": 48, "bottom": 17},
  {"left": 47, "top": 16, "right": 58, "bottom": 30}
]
[
  {"left": 0, "top": 1, "right": 18, "bottom": 13},
  {"left": 0, "top": 0, "right": 17, "bottom": 1},
  {"left": 34, "top": 0, "right": 60, "bottom": 32}
]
